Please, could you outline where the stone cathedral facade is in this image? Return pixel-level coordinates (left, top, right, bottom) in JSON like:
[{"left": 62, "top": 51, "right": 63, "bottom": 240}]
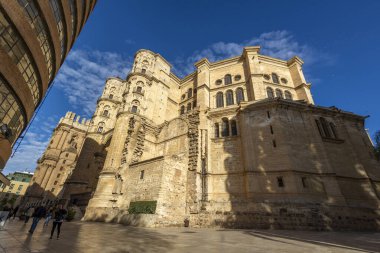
[{"left": 25, "top": 47, "right": 380, "bottom": 230}]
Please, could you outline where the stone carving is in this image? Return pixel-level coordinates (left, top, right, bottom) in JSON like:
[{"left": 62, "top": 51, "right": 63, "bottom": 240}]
[
  {"left": 112, "top": 173, "right": 123, "bottom": 195},
  {"left": 200, "top": 129, "right": 208, "bottom": 202},
  {"left": 187, "top": 111, "right": 200, "bottom": 171},
  {"left": 131, "top": 126, "right": 145, "bottom": 163},
  {"left": 186, "top": 110, "right": 200, "bottom": 214},
  {"left": 68, "top": 134, "right": 78, "bottom": 150},
  {"left": 121, "top": 117, "right": 136, "bottom": 165}
]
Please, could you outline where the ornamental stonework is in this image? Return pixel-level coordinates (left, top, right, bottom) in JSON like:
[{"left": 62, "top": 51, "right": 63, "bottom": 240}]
[{"left": 25, "top": 47, "right": 380, "bottom": 230}]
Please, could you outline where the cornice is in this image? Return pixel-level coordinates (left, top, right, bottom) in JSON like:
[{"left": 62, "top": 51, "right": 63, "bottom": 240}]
[
  {"left": 258, "top": 55, "right": 288, "bottom": 67},
  {"left": 263, "top": 81, "right": 294, "bottom": 89},
  {"left": 194, "top": 58, "right": 210, "bottom": 68},
  {"left": 56, "top": 123, "right": 88, "bottom": 133},
  {"left": 169, "top": 72, "right": 181, "bottom": 84},
  {"left": 243, "top": 46, "right": 261, "bottom": 54},
  {"left": 295, "top": 82, "right": 312, "bottom": 89},
  {"left": 97, "top": 97, "right": 122, "bottom": 104},
  {"left": 239, "top": 98, "right": 366, "bottom": 121},
  {"left": 197, "top": 83, "right": 210, "bottom": 91},
  {"left": 129, "top": 155, "right": 164, "bottom": 167},
  {"left": 211, "top": 82, "right": 246, "bottom": 92},
  {"left": 126, "top": 71, "right": 153, "bottom": 82},
  {"left": 180, "top": 72, "right": 196, "bottom": 84},
  {"left": 167, "top": 97, "right": 178, "bottom": 105},
  {"left": 106, "top": 76, "right": 125, "bottom": 83},
  {"left": 207, "top": 105, "right": 239, "bottom": 118},
  {"left": 209, "top": 56, "right": 242, "bottom": 69},
  {"left": 287, "top": 56, "right": 304, "bottom": 67}
]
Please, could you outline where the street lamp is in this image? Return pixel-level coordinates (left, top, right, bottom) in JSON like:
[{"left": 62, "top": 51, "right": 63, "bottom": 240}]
[{"left": 0, "top": 124, "right": 12, "bottom": 139}]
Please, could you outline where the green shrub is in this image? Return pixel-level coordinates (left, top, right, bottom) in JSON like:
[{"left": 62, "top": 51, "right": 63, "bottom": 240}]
[
  {"left": 66, "top": 208, "right": 76, "bottom": 221},
  {"left": 128, "top": 201, "right": 157, "bottom": 214}
]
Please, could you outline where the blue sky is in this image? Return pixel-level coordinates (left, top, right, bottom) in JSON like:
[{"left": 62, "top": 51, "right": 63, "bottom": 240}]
[{"left": 4, "top": 0, "right": 380, "bottom": 173}]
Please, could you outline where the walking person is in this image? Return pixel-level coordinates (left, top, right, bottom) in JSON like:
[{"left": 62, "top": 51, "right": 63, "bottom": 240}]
[
  {"left": 6, "top": 207, "right": 13, "bottom": 220},
  {"left": 12, "top": 206, "right": 19, "bottom": 220},
  {"left": 24, "top": 207, "right": 34, "bottom": 224},
  {"left": 44, "top": 207, "right": 53, "bottom": 227},
  {"left": 50, "top": 205, "right": 67, "bottom": 240},
  {"left": 29, "top": 205, "right": 46, "bottom": 234}
]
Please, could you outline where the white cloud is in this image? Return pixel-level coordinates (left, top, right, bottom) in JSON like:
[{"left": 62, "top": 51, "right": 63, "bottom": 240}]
[
  {"left": 4, "top": 49, "right": 132, "bottom": 174},
  {"left": 173, "top": 30, "right": 331, "bottom": 78},
  {"left": 54, "top": 49, "right": 132, "bottom": 116},
  {"left": 3, "top": 116, "right": 59, "bottom": 174}
]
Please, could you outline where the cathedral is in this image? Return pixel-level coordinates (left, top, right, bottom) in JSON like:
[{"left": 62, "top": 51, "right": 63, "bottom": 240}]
[{"left": 24, "top": 47, "right": 380, "bottom": 230}]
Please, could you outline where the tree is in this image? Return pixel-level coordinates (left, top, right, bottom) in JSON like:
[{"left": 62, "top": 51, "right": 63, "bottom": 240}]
[{"left": 374, "top": 130, "right": 380, "bottom": 160}]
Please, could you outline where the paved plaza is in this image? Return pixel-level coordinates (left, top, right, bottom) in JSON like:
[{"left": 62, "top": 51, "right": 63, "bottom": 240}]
[{"left": 0, "top": 219, "right": 379, "bottom": 253}]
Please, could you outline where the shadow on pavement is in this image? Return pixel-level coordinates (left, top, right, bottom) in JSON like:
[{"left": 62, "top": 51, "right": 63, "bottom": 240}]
[{"left": 244, "top": 230, "right": 380, "bottom": 253}]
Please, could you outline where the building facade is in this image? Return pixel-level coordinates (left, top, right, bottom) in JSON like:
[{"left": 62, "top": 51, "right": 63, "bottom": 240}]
[
  {"left": 0, "top": 0, "right": 97, "bottom": 183},
  {"left": 22, "top": 112, "right": 89, "bottom": 205},
  {"left": 27, "top": 47, "right": 380, "bottom": 230},
  {"left": 0, "top": 171, "right": 33, "bottom": 208}
]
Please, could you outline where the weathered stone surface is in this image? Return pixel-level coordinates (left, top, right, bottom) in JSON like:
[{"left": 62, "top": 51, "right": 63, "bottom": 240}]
[{"left": 25, "top": 47, "right": 380, "bottom": 230}]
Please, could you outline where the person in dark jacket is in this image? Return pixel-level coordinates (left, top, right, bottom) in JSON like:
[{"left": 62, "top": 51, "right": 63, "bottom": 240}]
[
  {"left": 24, "top": 207, "right": 35, "bottom": 224},
  {"left": 12, "top": 206, "right": 19, "bottom": 219},
  {"left": 28, "top": 205, "right": 46, "bottom": 234},
  {"left": 50, "top": 205, "right": 67, "bottom": 239}
]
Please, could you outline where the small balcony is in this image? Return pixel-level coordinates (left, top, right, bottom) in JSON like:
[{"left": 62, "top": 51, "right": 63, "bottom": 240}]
[{"left": 130, "top": 67, "right": 153, "bottom": 78}]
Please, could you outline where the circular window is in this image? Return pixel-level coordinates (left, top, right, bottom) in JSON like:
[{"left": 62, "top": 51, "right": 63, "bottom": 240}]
[
  {"left": 281, "top": 78, "right": 288, "bottom": 84},
  {"left": 263, "top": 74, "right": 270, "bottom": 80},
  {"left": 215, "top": 79, "right": 222, "bottom": 85},
  {"left": 234, "top": 75, "right": 241, "bottom": 81}
]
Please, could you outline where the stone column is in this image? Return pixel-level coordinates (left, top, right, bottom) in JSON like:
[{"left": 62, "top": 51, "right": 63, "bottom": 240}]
[
  {"left": 58, "top": 130, "right": 69, "bottom": 149},
  {"left": 90, "top": 113, "right": 141, "bottom": 206},
  {"left": 243, "top": 46, "right": 262, "bottom": 101},
  {"left": 41, "top": 164, "right": 55, "bottom": 190}
]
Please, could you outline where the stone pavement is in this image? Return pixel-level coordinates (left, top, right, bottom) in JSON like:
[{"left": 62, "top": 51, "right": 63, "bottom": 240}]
[{"left": 0, "top": 219, "right": 379, "bottom": 253}]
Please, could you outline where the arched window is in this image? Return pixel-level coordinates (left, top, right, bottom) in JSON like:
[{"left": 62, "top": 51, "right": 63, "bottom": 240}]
[
  {"left": 275, "top": 89, "right": 283, "bottom": 98},
  {"left": 187, "top": 102, "right": 191, "bottom": 112},
  {"left": 188, "top": 88, "right": 193, "bottom": 98},
  {"left": 102, "top": 106, "right": 110, "bottom": 117},
  {"left": 180, "top": 105, "right": 185, "bottom": 115},
  {"left": 267, "top": 87, "right": 274, "bottom": 99},
  {"left": 216, "top": 92, "right": 224, "bottom": 108},
  {"left": 141, "top": 68, "right": 146, "bottom": 74},
  {"left": 193, "top": 100, "right": 197, "bottom": 108},
  {"left": 109, "top": 94, "right": 114, "bottom": 99},
  {"left": 131, "top": 105, "right": 138, "bottom": 113},
  {"left": 272, "top": 73, "right": 279, "bottom": 84},
  {"left": 214, "top": 123, "right": 220, "bottom": 138},
  {"left": 136, "top": 86, "right": 142, "bottom": 93},
  {"left": 226, "top": 90, "right": 234, "bottom": 106},
  {"left": 231, "top": 120, "right": 237, "bottom": 136},
  {"left": 222, "top": 118, "right": 229, "bottom": 137},
  {"left": 224, "top": 74, "right": 232, "bottom": 85},
  {"left": 284, "top": 91, "right": 292, "bottom": 100},
  {"left": 97, "top": 122, "right": 105, "bottom": 133},
  {"left": 236, "top": 88, "right": 244, "bottom": 104}
]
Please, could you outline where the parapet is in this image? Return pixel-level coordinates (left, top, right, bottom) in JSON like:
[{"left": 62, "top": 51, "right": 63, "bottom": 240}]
[{"left": 59, "top": 111, "right": 91, "bottom": 131}]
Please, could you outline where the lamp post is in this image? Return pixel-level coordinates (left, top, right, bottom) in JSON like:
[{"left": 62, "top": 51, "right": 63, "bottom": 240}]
[{"left": 0, "top": 124, "right": 12, "bottom": 140}]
